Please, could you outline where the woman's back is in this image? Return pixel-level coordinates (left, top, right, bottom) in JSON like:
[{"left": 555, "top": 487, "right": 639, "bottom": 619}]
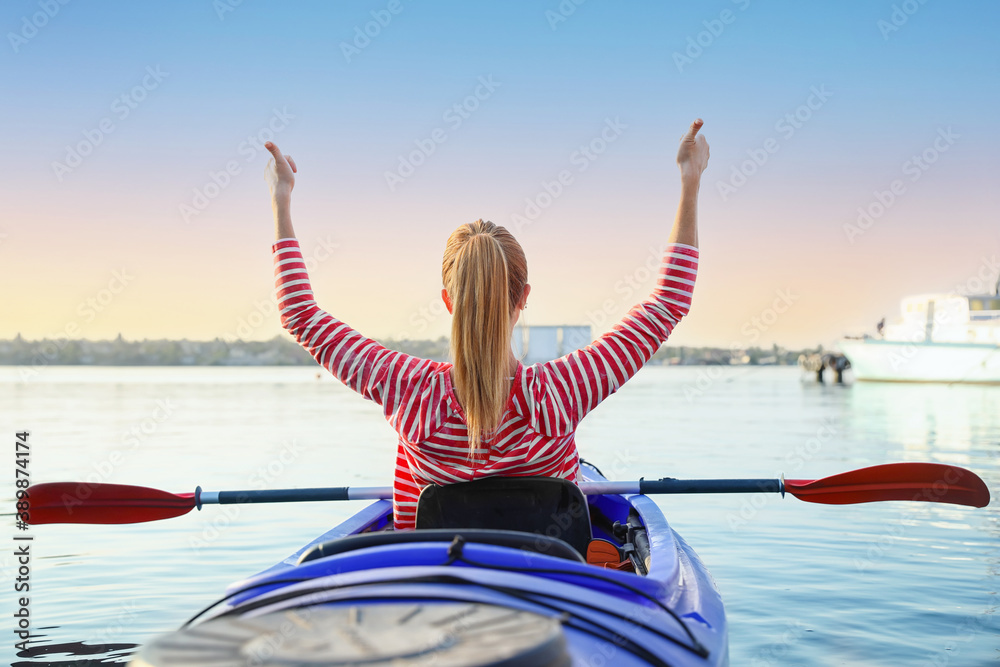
[{"left": 392, "top": 359, "right": 580, "bottom": 529}]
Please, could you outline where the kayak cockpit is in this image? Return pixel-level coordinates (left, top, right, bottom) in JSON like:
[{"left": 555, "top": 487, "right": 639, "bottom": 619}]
[
  {"left": 225, "top": 471, "right": 681, "bottom": 607},
  {"left": 167, "top": 465, "right": 726, "bottom": 666}
]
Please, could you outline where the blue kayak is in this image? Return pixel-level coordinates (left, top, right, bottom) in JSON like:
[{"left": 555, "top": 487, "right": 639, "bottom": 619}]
[{"left": 132, "top": 463, "right": 728, "bottom": 666}]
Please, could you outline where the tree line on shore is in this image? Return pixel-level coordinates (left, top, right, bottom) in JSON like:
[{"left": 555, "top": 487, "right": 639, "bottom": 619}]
[{"left": 0, "top": 334, "right": 820, "bottom": 366}]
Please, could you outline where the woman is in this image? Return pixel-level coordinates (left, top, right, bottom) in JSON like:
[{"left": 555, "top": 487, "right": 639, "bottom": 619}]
[{"left": 264, "top": 119, "right": 709, "bottom": 530}]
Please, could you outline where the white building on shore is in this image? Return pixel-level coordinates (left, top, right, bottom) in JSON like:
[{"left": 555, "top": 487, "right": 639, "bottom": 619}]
[{"left": 512, "top": 325, "right": 592, "bottom": 365}]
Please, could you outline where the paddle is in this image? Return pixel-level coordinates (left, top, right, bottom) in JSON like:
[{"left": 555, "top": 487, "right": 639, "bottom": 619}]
[{"left": 22, "top": 462, "right": 989, "bottom": 525}]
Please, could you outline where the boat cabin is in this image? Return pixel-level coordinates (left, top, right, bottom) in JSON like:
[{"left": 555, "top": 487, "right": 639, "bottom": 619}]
[
  {"left": 968, "top": 295, "right": 1000, "bottom": 320},
  {"left": 884, "top": 293, "right": 1000, "bottom": 345}
]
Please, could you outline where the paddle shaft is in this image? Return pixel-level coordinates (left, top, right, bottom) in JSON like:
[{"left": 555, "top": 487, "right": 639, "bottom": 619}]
[
  {"left": 196, "top": 479, "right": 785, "bottom": 506},
  {"left": 198, "top": 486, "right": 392, "bottom": 506},
  {"left": 640, "top": 479, "right": 782, "bottom": 495}
]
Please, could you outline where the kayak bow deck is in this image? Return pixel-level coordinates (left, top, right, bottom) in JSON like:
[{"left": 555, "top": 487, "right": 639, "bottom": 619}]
[{"left": 131, "top": 463, "right": 729, "bottom": 667}]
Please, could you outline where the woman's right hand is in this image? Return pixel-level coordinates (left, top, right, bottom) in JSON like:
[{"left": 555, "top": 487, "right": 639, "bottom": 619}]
[
  {"left": 266, "top": 141, "right": 298, "bottom": 239},
  {"left": 677, "top": 119, "right": 709, "bottom": 181},
  {"left": 265, "top": 141, "right": 297, "bottom": 203}
]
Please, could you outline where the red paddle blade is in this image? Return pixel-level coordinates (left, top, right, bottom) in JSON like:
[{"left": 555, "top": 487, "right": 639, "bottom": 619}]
[
  {"left": 785, "top": 462, "right": 990, "bottom": 508},
  {"left": 25, "top": 482, "right": 197, "bottom": 525}
]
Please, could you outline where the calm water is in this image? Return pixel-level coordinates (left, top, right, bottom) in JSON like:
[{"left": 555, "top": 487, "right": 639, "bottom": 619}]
[{"left": 2, "top": 365, "right": 997, "bottom": 666}]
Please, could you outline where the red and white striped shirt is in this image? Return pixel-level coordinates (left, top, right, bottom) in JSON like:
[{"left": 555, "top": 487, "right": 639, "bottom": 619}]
[{"left": 273, "top": 238, "right": 698, "bottom": 529}]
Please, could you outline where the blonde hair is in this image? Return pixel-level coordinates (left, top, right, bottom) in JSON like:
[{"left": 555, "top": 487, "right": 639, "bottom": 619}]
[{"left": 442, "top": 219, "right": 527, "bottom": 456}]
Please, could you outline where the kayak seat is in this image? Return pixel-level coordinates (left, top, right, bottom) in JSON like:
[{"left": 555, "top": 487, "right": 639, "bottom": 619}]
[
  {"left": 297, "top": 528, "right": 585, "bottom": 564},
  {"left": 415, "top": 476, "right": 592, "bottom": 557}
]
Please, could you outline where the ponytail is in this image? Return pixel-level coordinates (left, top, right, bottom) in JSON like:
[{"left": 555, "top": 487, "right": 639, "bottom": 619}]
[{"left": 442, "top": 220, "right": 527, "bottom": 456}]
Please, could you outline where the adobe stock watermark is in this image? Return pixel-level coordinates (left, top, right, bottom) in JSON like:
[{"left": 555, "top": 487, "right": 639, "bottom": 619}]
[
  {"left": 884, "top": 329, "right": 941, "bottom": 372},
  {"left": 7, "top": 0, "right": 71, "bottom": 53},
  {"left": 213, "top": 0, "right": 245, "bottom": 21},
  {"left": 843, "top": 126, "right": 959, "bottom": 244},
  {"left": 684, "top": 287, "right": 799, "bottom": 403},
  {"left": 0, "top": 551, "right": 22, "bottom": 587},
  {"left": 179, "top": 107, "right": 294, "bottom": 223},
  {"left": 63, "top": 399, "right": 177, "bottom": 499},
  {"left": 872, "top": 259, "right": 996, "bottom": 374},
  {"left": 384, "top": 75, "right": 501, "bottom": 192},
  {"left": 741, "top": 288, "right": 797, "bottom": 343},
  {"left": 727, "top": 419, "right": 836, "bottom": 532},
  {"left": 340, "top": 0, "right": 406, "bottom": 62},
  {"left": 242, "top": 608, "right": 319, "bottom": 667},
  {"left": 397, "top": 292, "right": 448, "bottom": 341},
  {"left": 544, "top": 0, "right": 588, "bottom": 31},
  {"left": 189, "top": 439, "right": 306, "bottom": 552},
  {"left": 750, "top": 621, "right": 808, "bottom": 667},
  {"left": 955, "top": 255, "right": 998, "bottom": 296},
  {"left": 918, "top": 611, "right": 994, "bottom": 667},
  {"left": 877, "top": 0, "right": 931, "bottom": 41},
  {"left": 89, "top": 601, "right": 140, "bottom": 657},
  {"left": 224, "top": 235, "right": 339, "bottom": 342},
  {"left": 526, "top": 450, "right": 637, "bottom": 562},
  {"left": 584, "top": 242, "right": 665, "bottom": 332},
  {"left": 853, "top": 464, "right": 965, "bottom": 571},
  {"left": 852, "top": 503, "right": 919, "bottom": 573},
  {"left": 510, "top": 116, "right": 627, "bottom": 233},
  {"left": 48, "top": 399, "right": 177, "bottom": 521},
  {"left": 672, "top": 0, "right": 752, "bottom": 73},
  {"left": 578, "top": 602, "right": 665, "bottom": 667},
  {"left": 51, "top": 66, "right": 169, "bottom": 182},
  {"left": 716, "top": 85, "right": 832, "bottom": 202},
  {"left": 17, "top": 268, "right": 136, "bottom": 381},
  {"left": 111, "top": 399, "right": 178, "bottom": 477},
  {"left": 77, "top": 269, "right": 135, "bottom": 323}
]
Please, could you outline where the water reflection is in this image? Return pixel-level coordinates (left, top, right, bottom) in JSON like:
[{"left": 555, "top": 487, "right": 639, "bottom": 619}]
[
  {"left": 13, "top": 637, "right": 138, "bottom": 666},
  {"left": 849, "top": 381, "right": 1000, "bottom": 463}
]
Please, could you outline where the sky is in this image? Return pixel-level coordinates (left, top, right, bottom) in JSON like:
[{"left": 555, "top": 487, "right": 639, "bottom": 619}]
[{"left": 1, "top": 0, "right": 998, "bottom": 350}]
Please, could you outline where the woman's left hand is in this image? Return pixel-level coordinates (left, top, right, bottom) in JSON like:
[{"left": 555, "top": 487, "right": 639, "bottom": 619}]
[{"left": 265, "top": 141, "right": 297, "bottom": 202}]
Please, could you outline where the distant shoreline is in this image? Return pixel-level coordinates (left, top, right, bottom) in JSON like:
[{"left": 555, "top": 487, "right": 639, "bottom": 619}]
[{"left": 0, "top": 334, "right": 824, "bottom": 367}]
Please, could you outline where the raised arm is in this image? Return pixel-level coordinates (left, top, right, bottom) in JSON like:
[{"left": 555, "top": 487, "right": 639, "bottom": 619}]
[
  {"left": 529, "top": 120, "right": 710, "bottom": 434},
  {"left": 263, "top": 143, "right": 444, "bottom": 440},
  {"left": 669, "top": 118, "right": 709, "bottom": 247}
]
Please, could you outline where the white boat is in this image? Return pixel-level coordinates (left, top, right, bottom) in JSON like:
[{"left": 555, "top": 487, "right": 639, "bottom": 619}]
[{"left": 839, "top": 289, "right": 1000, "bottom": 384}]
